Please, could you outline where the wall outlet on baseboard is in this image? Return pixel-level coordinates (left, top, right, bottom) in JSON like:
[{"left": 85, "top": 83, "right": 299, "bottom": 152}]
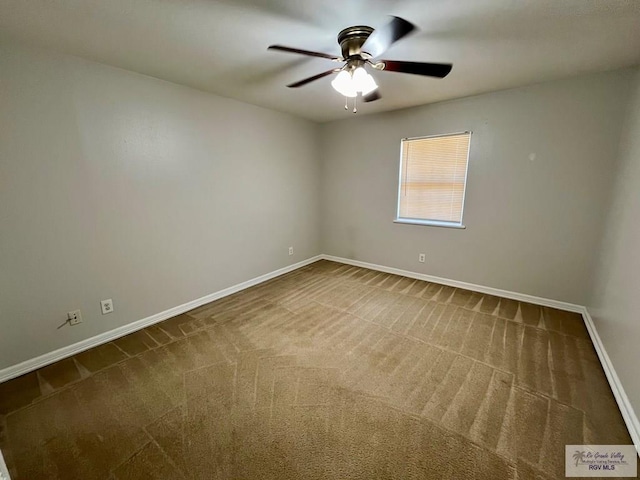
[
  {"left": 288, "top": 246, "right": 294, "bottom": 256},
  {"left": 101, "top": 299, "right": 114, "bottom": 315},
  {"left": 67, "top": 310, "right": 82, "bottom": 326},
  {"left": 418, "top": 253, "right": 426, "bottom": 263}
]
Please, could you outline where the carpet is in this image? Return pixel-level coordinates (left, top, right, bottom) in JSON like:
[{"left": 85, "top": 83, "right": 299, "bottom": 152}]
[{"left": 0, "top": 260, "right": 634, "bottom": 479}]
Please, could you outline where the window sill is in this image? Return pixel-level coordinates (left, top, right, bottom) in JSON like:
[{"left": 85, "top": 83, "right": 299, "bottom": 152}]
[{"left": 394, "top": 218, "right": 466, "bottom": 229}]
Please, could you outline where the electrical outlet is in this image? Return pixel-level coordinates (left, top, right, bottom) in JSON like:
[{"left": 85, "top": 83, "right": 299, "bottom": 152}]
[
  {"left": 101, "top": 299, "right": 114, "bottom": 315},
  {"left": 68, "top": 310, "right": 82, "bottom": 326},
  {"left": 418, "top": 253, "right": 426, "bottom": 263},
  {"left": 288, "top": 246, "right": 294, "bottom": 256}
]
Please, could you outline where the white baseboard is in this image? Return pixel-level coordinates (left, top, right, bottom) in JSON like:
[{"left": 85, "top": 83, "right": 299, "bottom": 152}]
[
  {"left": 322, "top": 254, "right": 640, "bottom": 457},
  {"left": 581, "top": 308, "right": 640, "bottom": 456},
  {"left": 0, "top": 449, "right": 9, "bottom": 480},
  {"left": 0, "top": 256, "right": 322, "bottom": 384},
  {"left": 320, "top": 254, "right": 583, "bottom": 312}
]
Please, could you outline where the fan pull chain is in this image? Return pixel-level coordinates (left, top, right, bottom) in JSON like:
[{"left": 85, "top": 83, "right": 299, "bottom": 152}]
[{"left": 343, "top": 97, "right": 358, "bottom": 114}]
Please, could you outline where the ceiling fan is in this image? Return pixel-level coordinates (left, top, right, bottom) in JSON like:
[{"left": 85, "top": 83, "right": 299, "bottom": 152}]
[{"left": 268, "top": 16, "right": 452, "bottom": 111}]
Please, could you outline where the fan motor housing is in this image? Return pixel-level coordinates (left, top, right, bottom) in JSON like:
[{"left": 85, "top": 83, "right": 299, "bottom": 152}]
[{"left": 337, "top": 25, "right": 374, "bottom": 59}]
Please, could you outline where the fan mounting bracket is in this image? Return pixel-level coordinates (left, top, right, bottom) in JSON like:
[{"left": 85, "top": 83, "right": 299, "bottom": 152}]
[{"left": 337, "top": 25, "right": 374, "bottom": 59}]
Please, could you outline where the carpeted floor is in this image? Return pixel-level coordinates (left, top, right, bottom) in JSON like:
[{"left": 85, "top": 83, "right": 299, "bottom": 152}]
[{"left": 0, "top": 260, "right": 634, "bottom": 479}]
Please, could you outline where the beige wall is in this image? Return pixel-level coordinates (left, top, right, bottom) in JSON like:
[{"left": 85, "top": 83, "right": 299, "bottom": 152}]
[
  {"left": 0, "top": 44, "right": 320, "bottom": 369},
  {"left": 589, "top": 68, "right": 640, "bottom": 416},
  {"left": 319, "top": 70, "right": 634, "bottom": 304}
]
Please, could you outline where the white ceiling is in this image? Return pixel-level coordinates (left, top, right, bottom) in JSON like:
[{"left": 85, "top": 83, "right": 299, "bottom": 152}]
[{"left": 1, "top": 0, "right": 640, "bottom": 122}]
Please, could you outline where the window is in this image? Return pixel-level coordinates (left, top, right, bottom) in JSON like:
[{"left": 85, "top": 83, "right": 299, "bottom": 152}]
[{"left": 395, "top": 131, "right": 471, "bottom": 228}]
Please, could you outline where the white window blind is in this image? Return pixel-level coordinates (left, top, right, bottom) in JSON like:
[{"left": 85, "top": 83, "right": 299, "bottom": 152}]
[{"left": 397, "top": 132, "right": 471, "bottom": 226}]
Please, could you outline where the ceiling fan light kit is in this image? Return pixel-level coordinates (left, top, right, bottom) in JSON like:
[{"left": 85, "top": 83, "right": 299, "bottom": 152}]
[
  {"left": 331, "top": 67, "right": 378, "bottom": 98},
  {"left": 268, "top": 16, "right": 453, "bottom": 113}
]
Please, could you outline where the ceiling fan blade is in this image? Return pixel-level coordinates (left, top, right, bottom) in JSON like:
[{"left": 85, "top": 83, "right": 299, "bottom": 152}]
[
  {"left": 268, "top": 45, "right": 340, "bottom": 61},
  {"left": 361, "top": 16, "right": 415, "bottom": 59},
  {"left": 363, "top": 90, "right": 381, "bottom": 102},
  {"left": 379, "top": 60, "right": 452, "bottom": 78},
  {"left": 287, "top": 69, "right": 340, "bottom": 88}
]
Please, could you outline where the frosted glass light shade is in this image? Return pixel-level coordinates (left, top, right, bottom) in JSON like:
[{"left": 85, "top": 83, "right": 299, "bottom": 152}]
[
  {"left": 331, "top": 70, "right": 357, "bottom": 97},
  {"left": 360, "top": 73, "right": 378, "bottom": 95},
  {"left": 332, "top": 67, "right": 378, "bottom": 97},
  {"left": 352, "top": 67, "right": 368, "bottom": 87}
]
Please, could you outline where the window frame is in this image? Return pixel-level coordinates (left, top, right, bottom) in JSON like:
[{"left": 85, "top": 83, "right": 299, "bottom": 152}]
[{"left": 394, "top": 131, "right": 472, "bottom": 229}]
